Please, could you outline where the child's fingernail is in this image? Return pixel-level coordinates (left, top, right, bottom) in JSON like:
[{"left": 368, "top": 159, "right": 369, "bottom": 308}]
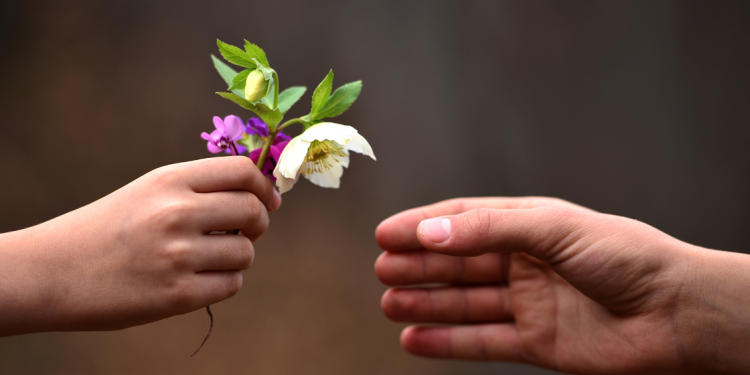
[
  {"left": 419, "top": 218, "right": 451, "bottom": 243},
  {"left": 271, "top": 189, "right": 282, "bottom": 211}
]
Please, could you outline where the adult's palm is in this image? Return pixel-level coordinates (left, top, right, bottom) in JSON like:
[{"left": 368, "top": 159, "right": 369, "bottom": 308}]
[{"left": 375, "top": 197, "right": 688, "bottom": 375}]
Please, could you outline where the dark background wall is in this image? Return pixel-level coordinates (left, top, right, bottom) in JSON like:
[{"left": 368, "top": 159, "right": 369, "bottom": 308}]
[{"left": 1, "top": 1, "right": 748, "bottom": 374}]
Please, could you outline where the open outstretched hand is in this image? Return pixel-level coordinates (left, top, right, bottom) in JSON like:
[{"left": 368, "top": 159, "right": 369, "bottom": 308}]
[{"left": 375, "top": 197, "right": 750, "bottom": 375}]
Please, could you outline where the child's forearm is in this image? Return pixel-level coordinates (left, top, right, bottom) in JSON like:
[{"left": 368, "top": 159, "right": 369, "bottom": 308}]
[{"left": 0, "top": 226, "right": 60, "bottom": 336}]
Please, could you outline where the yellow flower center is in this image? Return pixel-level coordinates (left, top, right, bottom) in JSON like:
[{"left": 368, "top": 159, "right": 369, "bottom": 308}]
[{"left": 301, "top": 140, "right": 346, "bottom": 175}]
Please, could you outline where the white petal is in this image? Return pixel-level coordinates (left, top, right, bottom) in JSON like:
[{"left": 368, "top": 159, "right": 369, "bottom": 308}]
[
  {"left": 275, "top": 136, "right": 309, "bottom": 179},
  {"left": 343, "top": 134, "right": 376, "bottom": 160},
  {"left": 338, "top": 153, "right": 350, "bottom": 168},
  {"left": 300, "top": 122, "right": 358, "bottom": 144},
  {"left": 304, "top": 158, "right": 344, "bottom": 189},
  {"left": 274, "top": 171, "right": 300, "bottom": 194}
]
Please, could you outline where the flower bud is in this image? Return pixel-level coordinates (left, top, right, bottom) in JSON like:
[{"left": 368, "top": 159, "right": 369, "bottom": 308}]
[{"left": 245, "top": 70, "right": 269, "bottom": 102}]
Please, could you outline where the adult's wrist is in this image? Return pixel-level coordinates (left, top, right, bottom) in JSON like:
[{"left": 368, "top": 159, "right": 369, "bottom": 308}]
[{"left": 672, "top": 245, "right": 750, "bottom": 374}]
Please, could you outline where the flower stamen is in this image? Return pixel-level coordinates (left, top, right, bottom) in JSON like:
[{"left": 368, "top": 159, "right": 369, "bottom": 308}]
[{"left": 300, "top": 140, "right": 346, "bottom": 176}]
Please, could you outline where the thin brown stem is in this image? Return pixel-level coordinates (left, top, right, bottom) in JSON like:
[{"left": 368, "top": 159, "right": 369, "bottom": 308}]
[{"left": 190, "top": 305, "right": 214, "bottom": 357}]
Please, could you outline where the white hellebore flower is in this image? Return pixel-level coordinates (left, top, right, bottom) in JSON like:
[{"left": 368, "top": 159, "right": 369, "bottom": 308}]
[{"left": 273, "top": 122, "right": 376, "bottom": 194}]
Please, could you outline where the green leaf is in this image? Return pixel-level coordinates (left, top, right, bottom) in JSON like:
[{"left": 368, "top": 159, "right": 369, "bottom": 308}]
[
  {"left": 211, "top": 55, "right": 237, "bottom": 86},
  {"left": 310, "top": 70, "right": 333, "bottom": 118},
  {"left": 277, "top": 86, "right": 307, "bottom": 114},
  {"left": 217, "top": 39, "right": 256, "bottom": 69},
  {"left": 211, "top": 55, "right": 244, "bottom": 97},
  {"left": 237, "top": 134, "right": 263, "bottom": 151},
  {"left": 216, "top": 92, "right": 284, "bottom": 129},
  {"left": 228, "top": 69, "right": 252, "bottom": 91},
  {"left": 244, "top": 40, "right": 269, "bottom": 68},
  {"left": 315, "top": 80, "right": 362, "bottom": 120}
]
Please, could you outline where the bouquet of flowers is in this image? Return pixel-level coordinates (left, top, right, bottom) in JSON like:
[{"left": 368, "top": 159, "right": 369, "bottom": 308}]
[
  {"left": 192, "top": 39, "right": 376, "bottom": 356},
  {"left": 203, "top": 39, "right": 375, "bottom": 194}
]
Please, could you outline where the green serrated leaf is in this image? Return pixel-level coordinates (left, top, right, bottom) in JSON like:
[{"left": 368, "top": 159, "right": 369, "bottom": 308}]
[
  {"left": 216, "top": 92, "right": 284, "bottom": 129},
  {"left": 277, "top": 86, "right": 307, "bottom": 114},
  {"left": 217, "top": 39, "right": 256, "bottom": 69},
  {"left": 229, "top": 69, "right": 252, "bottom": 91},
  {"left": 310, "top": 70, "right": 333, "bottom": 118},
  {"left": 244, "top": 40, "right": 269, "bottom": 68},
  {"left": 211, "top": 55, "right": 244, "bottom": 97},
  {"left": 315, "top": 81, "right": 362, "bottom": 120}
]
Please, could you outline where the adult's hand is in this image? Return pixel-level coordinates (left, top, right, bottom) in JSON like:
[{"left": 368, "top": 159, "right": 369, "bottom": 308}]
[{"left": 375, "top": 197, "right": 750, "bottom": 374}]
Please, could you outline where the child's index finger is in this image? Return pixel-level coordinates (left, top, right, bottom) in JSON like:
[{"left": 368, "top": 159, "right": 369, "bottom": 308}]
[{"left": 174, "top": 156, "right": 280, "bottom": 211}]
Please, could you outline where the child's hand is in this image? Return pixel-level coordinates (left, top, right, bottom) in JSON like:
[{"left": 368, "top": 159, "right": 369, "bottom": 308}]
[
  {"left": 375, "top": 197, "right": 750, "bottom": 374},
  {"left": 0, "top": 157, "right": 279, "bottom": 336}
]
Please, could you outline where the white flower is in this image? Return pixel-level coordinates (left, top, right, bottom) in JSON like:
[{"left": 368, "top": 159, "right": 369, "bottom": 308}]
[{"left": 273, "top": 122, "right": 376, "bottom": 194}]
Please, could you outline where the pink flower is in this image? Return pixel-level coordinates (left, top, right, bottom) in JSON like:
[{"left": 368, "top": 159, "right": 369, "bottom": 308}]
[{"left": 200, "top": 115, "right": 244, "bottom": 154}]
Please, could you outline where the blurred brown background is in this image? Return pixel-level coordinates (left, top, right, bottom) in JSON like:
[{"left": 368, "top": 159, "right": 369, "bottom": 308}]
[{"left": 1, "top": 1, "right": 749, "bottom": 374}]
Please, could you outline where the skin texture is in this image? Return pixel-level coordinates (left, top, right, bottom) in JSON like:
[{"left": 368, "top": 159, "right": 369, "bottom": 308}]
[
  {"left": 0, "top": 156, "right": 280, "bottom": 336},
  {"left": 375, "top": 197, "right": 750, "bottom": 375}
]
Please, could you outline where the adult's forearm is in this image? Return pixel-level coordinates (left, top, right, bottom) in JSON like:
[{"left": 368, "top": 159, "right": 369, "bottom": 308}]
[{"left": 673, "top": 246, "right": 750, "bottom": 374}]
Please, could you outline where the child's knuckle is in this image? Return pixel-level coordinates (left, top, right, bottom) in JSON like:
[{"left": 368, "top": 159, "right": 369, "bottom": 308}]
[
  {"left": 241, "top": 194, "right": 265, "bottom": 226},
  {"left": 237, "top": 238, "right": 255, "bottom": 270},
  {"left": 163, "top": 240, "right": 192, "bottom": 271},
  {"left": 166, "top": 281, "right": 196, "bottom": 309},
  {"left": 155, "top": 199, "right": 194, "bottom": 231},
  {"left": 224, "top": 273, "right": 243, "bottom": 297}
]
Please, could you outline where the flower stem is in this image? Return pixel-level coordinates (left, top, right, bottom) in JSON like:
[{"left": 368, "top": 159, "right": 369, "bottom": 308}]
[
  {"left": 229, "top": 142, "right": 239, "bottom": 156},
  {"left": 272, "top": 72, "right": 280, "bottom": 109},
  {"left": 255, "top": 131, "right": 277, "bottom": 171},
  {"left": 190, "top": 305, "right": 214, "bottom": 357},
  {"left": 277, "top": 118, "right": 306, "bottom": 131}
]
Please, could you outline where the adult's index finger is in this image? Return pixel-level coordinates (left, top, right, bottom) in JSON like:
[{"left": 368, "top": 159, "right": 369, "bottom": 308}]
[{"left": 375, "top": 197, "right": 585, "bottom": 252}]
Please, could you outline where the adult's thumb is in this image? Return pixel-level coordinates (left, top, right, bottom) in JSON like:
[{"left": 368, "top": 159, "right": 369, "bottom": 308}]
[{"left": 416, "top": 205, "right": 605, "bottom": 265}]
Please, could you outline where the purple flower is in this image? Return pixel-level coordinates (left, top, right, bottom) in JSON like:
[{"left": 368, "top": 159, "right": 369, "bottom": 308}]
[
  {"left": 245, "top": 117, "right": 292, "bottom": 181},
  {"left": 201, "top": 115, "right": 243, "bottom": 154},
  {"left": 246, "top": 118, "right": 292, "bottom": 144},
  {"left": 246, "top": 117, "right": 269, "bottom": 138},
  {"left": 250, "top": 139, "right": 290, "bottom": 182}
]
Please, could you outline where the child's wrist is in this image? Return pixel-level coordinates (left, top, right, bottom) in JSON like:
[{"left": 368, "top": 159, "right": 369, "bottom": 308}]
[{"left": 0, "top": 227, "right": 56, "bottom": 335}]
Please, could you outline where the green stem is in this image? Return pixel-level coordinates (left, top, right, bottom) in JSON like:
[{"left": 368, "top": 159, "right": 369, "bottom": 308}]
[
  {"left": 278, "top": 118, "right": 306, "bottom": 132},
  {"left": 255, "top": 132, "right": 276, "bottom": 171},
  {"left": 256, "top": 117, "right": 306, "bottom": 171},
  {"left": 272, "top": 72, "right": 279, "bottom": 109}
]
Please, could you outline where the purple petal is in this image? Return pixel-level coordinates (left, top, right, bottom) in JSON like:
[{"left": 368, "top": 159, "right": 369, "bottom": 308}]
[
  {"left": 273, "top": 132, "right": 291, "bottom": 144},
  {"left": 262, "top": 158, "right": 275, "bottom": 176},
  {"left": 246, "top": 118, "right": 268, "bottom": 137},
  {"left": 248, "top": 147, "right": 262, "bottom": 164},
  {"left": 212, "top": 116, "right": 225, "bottom": 133},
  {"left": 200, "top": 132, "right": 213, "bottom": 141},
  {"left": 207, "top": 142, "right": 223, "bottom": 153},
  {"left": 235, "top": 143, "right": 248, "bottom": 154},
  {"left": 274, "top": 139, "right": 290, "bottom": 156},
  {"left": 224, "top": 115, "right": 244, "bottom": 140},
  {"left": 209, "top": 129, "right": 223, "bottom": 142},
  {"left": 270, "top": 144, "right": 283, "bottom": 162}
]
